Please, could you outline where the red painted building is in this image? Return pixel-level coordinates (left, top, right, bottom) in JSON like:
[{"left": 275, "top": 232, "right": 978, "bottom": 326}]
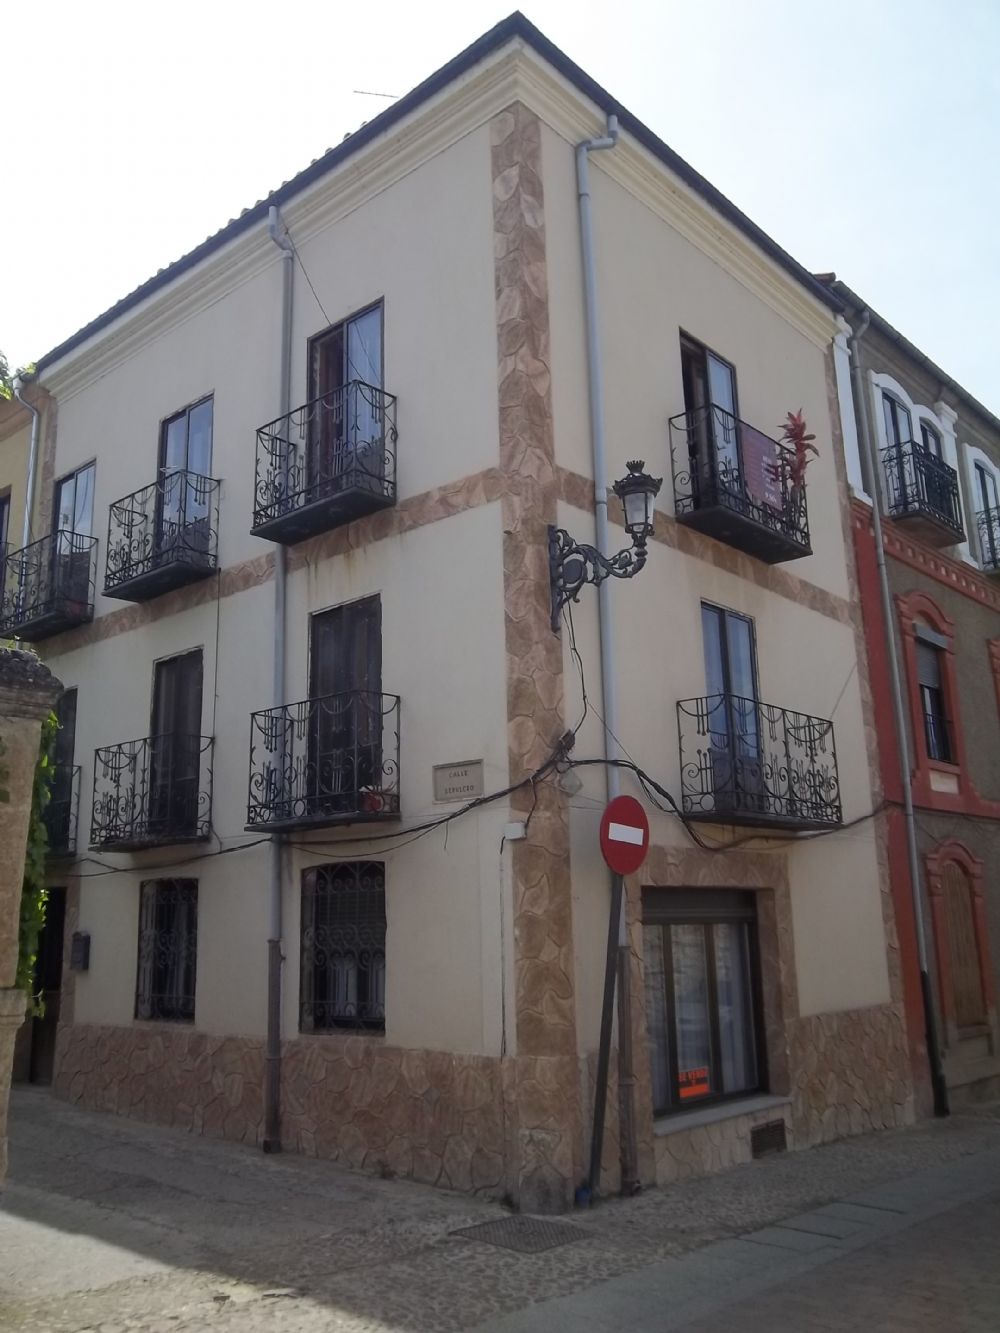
[{"left": 831, "top": 279, "right": 1000, "bottom": 1109}]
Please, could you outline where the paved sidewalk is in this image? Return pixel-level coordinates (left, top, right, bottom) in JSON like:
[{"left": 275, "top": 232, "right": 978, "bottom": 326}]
[{"left": 2, "top": 1088, "right": 1000, "bottom": 1331}]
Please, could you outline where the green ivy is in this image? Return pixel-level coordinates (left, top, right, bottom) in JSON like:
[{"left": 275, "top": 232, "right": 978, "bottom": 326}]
[{"left": 15, "top": 714, "right": 57, "bottom": 1013}]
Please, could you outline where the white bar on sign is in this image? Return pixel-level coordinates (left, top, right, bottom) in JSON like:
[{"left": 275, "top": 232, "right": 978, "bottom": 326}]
[{"left": 608, "top": 822, "right": 644, "bottom": 845}]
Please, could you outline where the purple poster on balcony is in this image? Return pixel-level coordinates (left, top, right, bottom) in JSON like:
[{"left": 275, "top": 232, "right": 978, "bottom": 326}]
[{"left": 740, "top": 422, "right": 783, "bottom": 511}]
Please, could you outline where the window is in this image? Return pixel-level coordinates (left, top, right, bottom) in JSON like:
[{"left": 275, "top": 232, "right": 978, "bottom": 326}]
[
  {"left": 975, "top": 462, "right": 999, "bottom": 515},
  {"left": 0, "top": 489, "right": 10, "bottom": 552},
  {"left": 54, "top": 462, "right": 95, "bottom": 539},
  {"left": 916, "top": 631, "right": 952, "bottom": 763},
  {"left": 701, "top": 604, "right": 763, "bottom": 812},
  {"left": 51, "top": 462, "right": 96, "bottom": 603},
  {"left": 160, "top": 397, "right": 213, "bottom": 477},
  {"left": 643, "top": 890, "right": 762, "bottom": 1115},
  {"left": 309, "top": 596, "right": 382, "bottom": 812},
  {"left": 680, "top": 336, "right": 740, "bottom": 484},
  {"left": 308, "top": 304, "right": 384, "bottom": 489},
  {"left": 150, "top": 650, "right": 204, "bottom": 838},
  {"left": 882, "top": 393, "right": 913, "bottom": 449},
  {"left": 159, "top": 398, "right": 214, "bottom": 556},
  {"left": 920, "top": 421, "right": 943, "bottom": 458},
  {"left": 135, "top": 879, "right": 198, "bottom": 1022},
  {"left": 300, "top": 862, "right": 386, "bottom": 1032}
]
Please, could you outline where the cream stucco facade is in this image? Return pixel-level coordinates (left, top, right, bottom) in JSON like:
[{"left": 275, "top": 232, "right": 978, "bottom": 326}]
[{"left": 3, "top": 18, "right": 911, "bottom": 1210}]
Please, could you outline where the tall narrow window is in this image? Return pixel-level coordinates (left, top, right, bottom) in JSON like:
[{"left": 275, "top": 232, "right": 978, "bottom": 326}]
[
  {"left": 52, "top": 462, "right": 96, "bottom": 603},
  {"left": 942, "top": 862, "right": 987, "bottom": 1031},
  {"left": 308, "top": 305, "right": 385, "bottom": 493},
  {"left": 158, "top": 397, "right": 214, "bottom": 561},
  {"left": 300, "top": 862, "right": 386, "bottom": 1032},
  {"left": 0, "top": 490, "right": 10, "bottom": 553},
  {"left": 882, "top": 393, "right": 913, "bottom": 449},
  {"left": 975, "top": 462, "right": 999, "bottom": 514},
  {"left": 916, "top": 634, "right": 952, "bottom": 763},
  {"left": 149, "top": 650, "right": 204, "bottom": 839},
  {"left": 135, "top": 879, "right": 198, "bottom": 1023},
  {"left": 642, "top": 890, "right": 762, "bottom": 1115},
  {"left": 680, "top": 336, "right": 740, "bottom": 489},
  {"left": 920, "top": 421, "right": 943, "bottom": 458},
  {"left": 309, "top": 596, "right": 382, "bottom": 815},
  {"left": 701, "top": 604, "right": 762, "bottom": 813}
]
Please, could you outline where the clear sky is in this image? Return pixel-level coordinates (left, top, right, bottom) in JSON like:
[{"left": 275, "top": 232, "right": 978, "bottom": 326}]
[{"left": 3, "top": 0, "right": 997, "bottom": 410}]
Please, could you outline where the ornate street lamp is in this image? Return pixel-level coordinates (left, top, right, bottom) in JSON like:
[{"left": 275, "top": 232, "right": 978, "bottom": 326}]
[{"left": 548, "top": 459, "right": 662, "bottom": 631}]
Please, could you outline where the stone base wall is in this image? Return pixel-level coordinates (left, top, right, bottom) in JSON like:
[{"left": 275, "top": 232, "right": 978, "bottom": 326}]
[
  {"left": 52, "top": 1022, "right": 520, "bottom": 1200},
  {"left": 654, "top": 1102, "right": 793, "bottom": 1185},
  {"left": 789, "top": 1002, "right": 914, "bottom": 1146},
  {"left": 282, "top": 1036, "right": 506, "bottom": 1195},
  {"left": 53, "top": 1023, "right": 265, "bottom": 1143}
]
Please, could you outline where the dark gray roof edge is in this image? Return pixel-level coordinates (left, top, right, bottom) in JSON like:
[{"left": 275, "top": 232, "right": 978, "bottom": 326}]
[
  {"left": 831, "top": 278, "right": 1000, "bottom": 436},
  {"left": 35, "top": 11, "right": 840, "bottom": 375}
]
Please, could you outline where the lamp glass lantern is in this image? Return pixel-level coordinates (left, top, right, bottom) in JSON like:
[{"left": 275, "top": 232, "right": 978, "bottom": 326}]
[{"left": 612, "top": 460, "right": 662, "bottom": 543}]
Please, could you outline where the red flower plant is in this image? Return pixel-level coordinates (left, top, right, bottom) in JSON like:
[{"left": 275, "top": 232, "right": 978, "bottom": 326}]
[{"left": 767, "top": 410, "right": 818, "bottom": 494}]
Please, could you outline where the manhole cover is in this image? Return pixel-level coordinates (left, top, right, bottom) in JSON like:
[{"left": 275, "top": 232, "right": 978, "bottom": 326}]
[{"left": 452, "top": 1216, "right": 589, "bottom": 1253}]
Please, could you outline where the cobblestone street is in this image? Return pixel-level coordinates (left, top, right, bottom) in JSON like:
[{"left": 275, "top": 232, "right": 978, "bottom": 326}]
[{"left": 3, "top": 1088, "right": 1000, "bottom": 1331}]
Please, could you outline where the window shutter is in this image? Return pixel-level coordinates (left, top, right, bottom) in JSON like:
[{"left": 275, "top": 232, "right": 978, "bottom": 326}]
[{"left": 943, "top": 863, "right": 986, "bottom": 1029}]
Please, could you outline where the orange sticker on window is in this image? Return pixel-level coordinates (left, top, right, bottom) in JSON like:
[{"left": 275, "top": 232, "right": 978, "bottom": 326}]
[{"left": 679, "top": 1067, "right": 710, "bottom": 1099}]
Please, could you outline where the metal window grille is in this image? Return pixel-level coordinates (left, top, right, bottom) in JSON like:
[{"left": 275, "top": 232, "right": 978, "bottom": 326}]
[
  {"left": 134, "top": 879, "right": 198, "bottom": 1023},
  {"left": 300, "top": 861, "right": 386, "bottom": 1033}
]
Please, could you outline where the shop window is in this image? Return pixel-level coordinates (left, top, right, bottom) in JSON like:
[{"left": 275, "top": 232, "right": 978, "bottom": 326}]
[{"left": 642, "top": 889, "right": 763, "bottom": 1115}]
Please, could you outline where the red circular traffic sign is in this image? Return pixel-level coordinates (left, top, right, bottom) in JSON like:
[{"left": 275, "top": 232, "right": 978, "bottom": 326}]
[{"left": 599, "top": 795, "right": 650, "bottom": 875}]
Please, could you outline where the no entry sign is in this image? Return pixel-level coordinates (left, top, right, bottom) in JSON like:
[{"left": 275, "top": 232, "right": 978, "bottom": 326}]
[{"left": 599, "top": 795, "right": 650, "bottom": 876}]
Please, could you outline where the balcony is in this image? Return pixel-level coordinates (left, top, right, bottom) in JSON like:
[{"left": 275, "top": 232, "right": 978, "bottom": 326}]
[
  {"left": 91, "top": 733, "right": 214, "bottom": 850},
  {"left": 44, "top": 763, "right": 80, "bottom": 857},
  {"left": 0, "top": 531, "right": 98, "bottom": 640},
  {"left": 880, "top": 442, "right": 964, "bottom": 546},
  {"left": 105, "top": 470, "right": 220, "bottom": 601},
  {"left": 251, "top": 381, "right": 397, "bottom": 545},
  {"left": 669, "top": 406, "right": 811, "bottom": 563},
  {"left": 677, "top": 693, "right": 841, "bottom": 831},
  {"left": 977, "top": 506, "right": 1000, "bottom": 574},
  {"left": 246, "top": 690, "right": 400, "bottom": 832}
]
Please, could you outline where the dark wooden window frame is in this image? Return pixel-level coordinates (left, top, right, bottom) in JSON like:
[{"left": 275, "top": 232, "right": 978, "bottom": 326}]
[{"left": 642, "top": 889, "right": 767, "bottom": 1117}]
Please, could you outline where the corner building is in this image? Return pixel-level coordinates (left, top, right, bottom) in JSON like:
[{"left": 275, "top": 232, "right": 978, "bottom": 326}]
[{"left": 2, "top": 17, "right": 911, "bottom": 1211}]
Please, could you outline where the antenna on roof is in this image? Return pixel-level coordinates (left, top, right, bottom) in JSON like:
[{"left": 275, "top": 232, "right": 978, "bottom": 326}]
[{"left": 353, "top": 89, "right": 398, "bottom": 99}]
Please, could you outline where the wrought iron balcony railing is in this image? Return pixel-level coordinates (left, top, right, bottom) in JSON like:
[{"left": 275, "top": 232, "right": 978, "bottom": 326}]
[
  {"left": 91, "top": 733, "right": 214, "bottom": 850},
  {"left": 669, "top": 405, "right": 811, "bottom": 563},
  {"left": 246, "top": 690, "right": 400, "bottom": 832},
  {"left": 44, "top": 763, "right": 80, "bottom": 857},
  {"left": 881, "top": 441, "right": 963, "bottom": 545},
  {"left": 0, "top": 530, "right": 98, "bottom": 640},
  {"left": 677, "top": 693, "right": 841, "bottom": 831},
  {"left": 976, "top": 506, "right": 1000, "bottom": 573},
  {"left": 252, "top": 381, "right": 397, "bottom": 544},
  {"left": 105, "top": 470, "right": 220, "bottom": 601}
]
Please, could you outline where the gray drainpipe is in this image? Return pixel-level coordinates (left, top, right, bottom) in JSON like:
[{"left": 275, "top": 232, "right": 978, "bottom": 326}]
[
  {"left": 576, "top": 113, "right": 640, "bottom": 1196},
  {"left": 12, "top": 377, "right": 40, "bottom": 549},
  {"left": 847, "top": 312, "right": 949, "bottom": 1118},
  {"left": 263, "top": 205, "right": 293, "bottom": 1151}
]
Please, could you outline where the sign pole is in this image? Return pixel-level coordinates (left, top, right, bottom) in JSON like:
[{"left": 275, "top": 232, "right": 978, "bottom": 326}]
[{"left": 588, "top": 871, "right": 623, "bottom": 1196}]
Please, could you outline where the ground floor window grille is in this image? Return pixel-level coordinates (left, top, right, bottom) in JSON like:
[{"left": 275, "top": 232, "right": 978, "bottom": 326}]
[
  {"left": 135, "top": 879, "right": 198, "bottom": 1022},
  {"left": 642, "top": 889, "right": 763, "bottom": 1115},
  {"left": 300, "top": 861, "right": 386, "bottom": 1032}
]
